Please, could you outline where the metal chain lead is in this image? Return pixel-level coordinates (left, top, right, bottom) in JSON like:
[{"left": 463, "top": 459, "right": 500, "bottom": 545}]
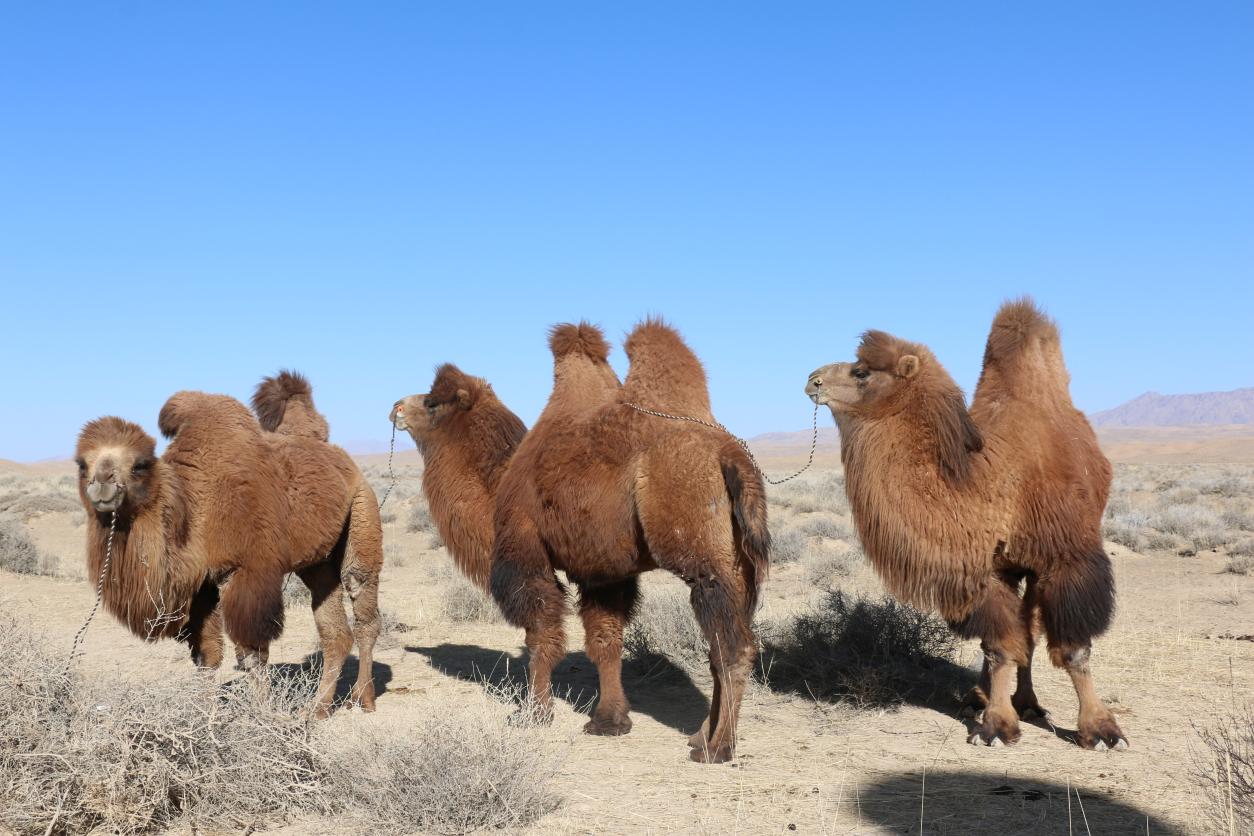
[
  {"left": 376, "top": 424, "right": 398, "bottom": 511},
  {"left": 623, "top": 402, "right": 820, "bottom": 486},
  {"left": 66, "top": 509, "right": 117, "bottom": 676}
]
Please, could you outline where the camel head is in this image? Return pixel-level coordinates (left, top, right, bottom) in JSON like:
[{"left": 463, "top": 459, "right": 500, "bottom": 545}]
[
  {"left": 807, "top": 329, "right": 984, "bottom": 485},
  {"left": 806, "top": 330, "right": 928, "bottom": 419},
  {"left": 392, "top": 364, "right": 498, "bottom": 454},
  {"left": 75, "top": 416, "right": 160, "bottom": 517}
]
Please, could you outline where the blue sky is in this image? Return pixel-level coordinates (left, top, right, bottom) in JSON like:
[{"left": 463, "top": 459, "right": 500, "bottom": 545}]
[{"left": 2, "top": 3, "right": 1250, "bottom": 460}]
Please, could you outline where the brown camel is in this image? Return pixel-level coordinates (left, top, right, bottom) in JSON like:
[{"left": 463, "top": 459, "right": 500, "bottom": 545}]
[
  {"left": 75, "top": 377, "right": 382, "bottom": 717},
  {"left": 389, "top": 366, "right": 527, "bottom": 590},
  {"left": 487, "top": 320, "right": 770, "bottom": 763},
  {"left": 805, "top": 299, "right": 1126, "bottom": 751}
]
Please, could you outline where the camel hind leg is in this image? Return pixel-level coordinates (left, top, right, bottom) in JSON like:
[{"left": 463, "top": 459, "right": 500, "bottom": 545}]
[
  {"left": 298, "top": 560, "right": 352, "bottom": 718},
  {"left": 950, "top": 577, "right": 1028, "bottom": 747},
  {"left": 577, "top": 577, "right": 639, "bottom": 736},
  {"left": 1038, "top": 548, "right": 1127, "bottom": 750},
  {"left": 1012, "top": 574, "right": 1047, "bottom": 720},
  {"left": 687, "top": 569, "right": 755, "bottom": 764},
  {"left": 341, "top": 484, "right": 383, "bottom": 712}
]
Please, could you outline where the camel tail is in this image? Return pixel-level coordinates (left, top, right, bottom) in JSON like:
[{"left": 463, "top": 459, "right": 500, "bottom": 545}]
[
  {"left": 720, "top": 440, "right": 770, "bottom": 617},
  {"left": 980, "top": 298, "right": 1069, "bottom": 395},
  {"left": 250, "top": 369, "right": 330, "bottom": 440}
]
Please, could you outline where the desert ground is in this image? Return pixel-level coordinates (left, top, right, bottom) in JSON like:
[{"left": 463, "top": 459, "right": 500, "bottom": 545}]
[{"left": 2, "top": 439, "right": 1252, "bottom": 834}]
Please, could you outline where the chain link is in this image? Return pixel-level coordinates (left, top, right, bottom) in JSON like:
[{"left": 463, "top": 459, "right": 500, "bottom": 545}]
[
  {"left": 66, "top": 508, "right": 117, "bottom": 676},
  {"left": 623, "top": 402, "right": 820, "bottom": 486},
  {"left": 377, "top": 424, "right": 398, "bottom": 511}
]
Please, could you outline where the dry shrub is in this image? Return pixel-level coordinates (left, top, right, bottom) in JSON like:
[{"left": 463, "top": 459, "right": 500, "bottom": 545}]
[
  {"left": 1223, "top": 509, "right": 1254, "bottom": 532},
  {"left": 1192, "top": 707, "right": 1254, "bottom": 833},
  {"left": 0, "top": 492, "right": 81, "bottom": 519},
  {"left": 797, "top": 514, "right": 852, "bottom": 541},
  {"left": 441, "top": 576, "right": 502, "bottom": 624},
  {"left": 0, "top": 617, "right": 328, "bottom": 835},
  {"left": 0, "top": 616, "right": 563, "bottom": 835},
  {"left": 1103, "top": 510, "right": 1150, "bottom": 552},
  {"left": 407, "top": 501, "right": 435, "bottom": 534},
  {"left": 319, "top": 683, "right": 563, "bottom": 834},
  {"left": 804, "top": 542, "right": 857, "bottom": 586},
  {"left": 624, "top": 586, "right": 707, "bottom": 676},
  {"left": 771, "top": 524, "right": 806, "bottom": 564},
  {"left": 758, "top": 590, "right": 958, "bottom": 708},
  {"left": 0, "top": 514, "right": 49, "bottom": 575},
  {"left": 1225, "top": 555, "right": 1254, "bottom": 576}
]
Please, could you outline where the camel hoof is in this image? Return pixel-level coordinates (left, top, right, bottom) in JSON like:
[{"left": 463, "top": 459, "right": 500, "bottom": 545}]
[
  {"left": 1078, "top": 717, "right": 1127, "bottom": 751},
  {"left": 1113, "top": 738, "right": 1129, "bottom": 751},
  {"left": 584, "top": 715, "right": 632, "bottom": 736},
  {"left": 1094, "top": 740, "right": 1108, "bottom": 752},
  {"left": 689, "top": 744, "right": 734, "bottom": 764},
  {"left": 988, "top": 737, "right": 1004, "bottom": 748},
  {"left": 1018, "top": 705, "right": 1048, "bottom": 721},
  {"left": 968, "top": 711, "right": 1020, "bottom": 747}
]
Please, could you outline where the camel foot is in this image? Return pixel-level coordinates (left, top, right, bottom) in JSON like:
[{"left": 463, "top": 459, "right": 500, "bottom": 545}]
[
  {"left": 689, "top": 743, "right": 735, "bottom": 764},
  {"left": 1077, "top": 715, "right": 1128, "bottom": 751},
  {"left": 966, "top": 709, "right": 1021, "bottom": 747},
  {"left": 351, "top": 683, "right": 377, "bottom": 713},
  {"left": 584, "top": 713, "right": 632, "bottom": 736},
  {"left": 687, "top": 728, "right": 709, "bottom": 749},
  {"left": 310, "top": 702, "right": 334, "bottom": 721},
  {"left": 959, "top": 686, "right": 989, "bottom": 719}
]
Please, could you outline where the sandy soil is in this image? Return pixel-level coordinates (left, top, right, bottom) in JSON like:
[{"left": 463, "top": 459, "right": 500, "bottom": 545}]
[{"left": 3, "top": 454, "right": 1251, "bottom": 835}]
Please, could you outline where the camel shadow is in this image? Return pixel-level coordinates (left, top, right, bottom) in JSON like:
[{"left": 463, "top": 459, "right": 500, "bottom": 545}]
[
  {"left": 407, "top": 643, "right": 710, "bottom": 736},
  {"left": 855, "top": 770, "right": 1182, "bottom": 835}
]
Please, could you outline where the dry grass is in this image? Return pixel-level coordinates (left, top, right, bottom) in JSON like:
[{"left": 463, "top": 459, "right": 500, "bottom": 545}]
[
  {"left": 757, "top": 590, "right": 959, "bottom": 708},
  {"left": 624, "top": 586, "right": 708, "bottom": 676},
  {"left": 0, "top": 614, "right": 564, "bottom": 835},
  {"left": 441, "top": 576, "right": 503, "bottom": 624},
  {"left": 0, "top": 514, "right": 53, "bottom": 575},
  {"left": 1192, "top": 706, "right": 1254, "bottom": 833}
]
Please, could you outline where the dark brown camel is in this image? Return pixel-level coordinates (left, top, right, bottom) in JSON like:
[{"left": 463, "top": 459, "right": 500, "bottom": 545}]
[
  {"left": 486, "top": 320, "right": 771, "bottom": 763},
  {"left": 805, "top": 299, "right": 1126, "bottom": 750}
]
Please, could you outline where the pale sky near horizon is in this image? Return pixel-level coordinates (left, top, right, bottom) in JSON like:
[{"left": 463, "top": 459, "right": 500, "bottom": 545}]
[{"left": 2, "top": 3, "right": 1251, "bottom": 461}]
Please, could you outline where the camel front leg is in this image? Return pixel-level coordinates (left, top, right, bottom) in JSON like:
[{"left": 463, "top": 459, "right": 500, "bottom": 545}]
[
  {"left": 1055, "top": 643, "right": 1128, "bottom": 750},
  {"left": 184, "top": 582, "right": 224, "bottom": 669},
  {"left": 578, "top": 578, "right": 639, "bottom": 736}
]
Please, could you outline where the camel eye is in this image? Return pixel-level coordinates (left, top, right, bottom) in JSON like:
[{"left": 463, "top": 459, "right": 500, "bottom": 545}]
[
  {"left": 852, "top": 368, "right": 871, "bottom": 381},
  {"left": 132, "top": 459, "right": 150, "bottom": 474},
  {"left": 75, "top": 458, "right": 87, "bottom": 474}
]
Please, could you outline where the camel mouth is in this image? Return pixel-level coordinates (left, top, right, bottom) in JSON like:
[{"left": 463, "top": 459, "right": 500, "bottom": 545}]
[{"left": 90, "top": 493, "right": 125, "bottom": 513}]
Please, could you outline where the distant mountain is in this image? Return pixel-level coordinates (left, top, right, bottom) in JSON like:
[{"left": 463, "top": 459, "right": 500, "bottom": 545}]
[{"left": 1089, "top": 388, "right": 1254, "bottom": 428}]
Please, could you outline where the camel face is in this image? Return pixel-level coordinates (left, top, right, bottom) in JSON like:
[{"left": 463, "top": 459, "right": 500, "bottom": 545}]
[
  {"left": 75, "top": 417, "right": 158, "bottom": 516},
  {"left": 390, "top": 394, "right": 429, "bottom": 437},
  {"left": 807, "top": 350, "right": 921, "bottom": 419}
]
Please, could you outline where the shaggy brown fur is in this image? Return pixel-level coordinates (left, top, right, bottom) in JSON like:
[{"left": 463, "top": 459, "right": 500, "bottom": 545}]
[
  {"left": 250, "top": 369, "right": 329, "bottom": 441},
  {"left": 806, "top": 298, "right": 1126, "bottom": 751},
  {"left": 390, "top": 365, "right": 527, "bottom": 590},
  {"left": 76, "top": 378, "right": 382, "bottom": 717},
  {"left": 490, "top": 319, "right": 770, "bottom": 764}
]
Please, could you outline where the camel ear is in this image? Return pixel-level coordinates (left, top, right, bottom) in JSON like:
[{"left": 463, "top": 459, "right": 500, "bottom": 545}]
[
  {"left": 456, "top": 388, "right": 472, "bottom": 409},
  {"left": 896, "top": 355, "right": 920, "bottom": 379}
]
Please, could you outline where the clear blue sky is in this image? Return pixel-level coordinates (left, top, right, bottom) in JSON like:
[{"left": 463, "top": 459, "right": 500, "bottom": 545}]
[{"left": 2, "top": 3, "right": 1250, "bottom": 460}]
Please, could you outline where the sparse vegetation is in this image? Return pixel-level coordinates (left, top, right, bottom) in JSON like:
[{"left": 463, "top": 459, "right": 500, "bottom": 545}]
[
  {"left": 0, "top": 514, "right": 50, "bottom": 575},
  {"left": 624, "top": 586, "right": 707, "bottom": 676},
  {"left": 441, "top": 576, "right": 503, "bottom": 623},
  {"left": 1192, "top": 707, "right": 1254, "bottom": 833},
  {"left": 0, "top": 615, "right": 563, "bottom": 835},
  {"left": 758, "top": 590, "right": 958, "bottom": 707},
  {"left": 407, "top": 501, "right": 435, "bottom": 534}
]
